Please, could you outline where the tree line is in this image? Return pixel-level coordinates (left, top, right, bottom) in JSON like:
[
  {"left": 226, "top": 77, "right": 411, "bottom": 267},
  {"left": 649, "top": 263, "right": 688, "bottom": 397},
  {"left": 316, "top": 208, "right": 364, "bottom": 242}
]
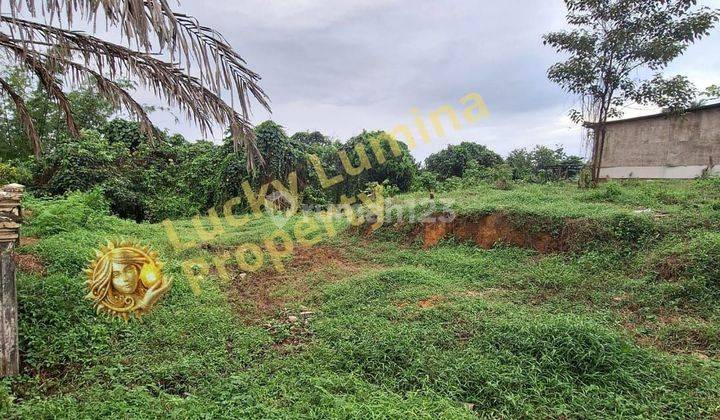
[{"left": 0, "top": 69, "right": 585, "bottom": 222}]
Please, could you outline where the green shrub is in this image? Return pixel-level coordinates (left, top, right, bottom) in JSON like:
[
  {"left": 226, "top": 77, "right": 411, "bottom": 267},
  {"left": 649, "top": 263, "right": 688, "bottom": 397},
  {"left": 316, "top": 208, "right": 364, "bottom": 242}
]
[
  {"left": 487, "top": 164, "right": 513, "bottom": 190},
  {"left": 425, "top": 142, "right": 502, "bottom": 180},
  {"left": 577, "top": 166, "right": 593, "bottom": 188},
  {"left": 0, "top": 383, "right": 12, "bottom": 415},
  {"left": 584, "top": 181, "right": 623, "bottom": 202},
  {"left": 606, "top": 213, "right": 656, "bottom": 245},
  {"left": 411, "top": 171, "right": 439, "bottom": 194},
  {"left": 0, "top": 162, "right": 22, "bottom": 185},
  {"left": 24, "top": 190, "right": 123, "bottom": 237},
  {"left": 439, "top": 176, "right": 463, "bottom": 192}
]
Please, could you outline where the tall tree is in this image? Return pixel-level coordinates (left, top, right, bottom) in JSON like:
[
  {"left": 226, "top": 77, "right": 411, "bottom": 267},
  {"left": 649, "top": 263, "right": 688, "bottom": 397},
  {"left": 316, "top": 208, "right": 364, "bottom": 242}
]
[
  {"left": 544, "top": 0, "right": 719, "bottom": 182},
  {"left": 0, "top": 0, "right": 269, "bottom": 169}
]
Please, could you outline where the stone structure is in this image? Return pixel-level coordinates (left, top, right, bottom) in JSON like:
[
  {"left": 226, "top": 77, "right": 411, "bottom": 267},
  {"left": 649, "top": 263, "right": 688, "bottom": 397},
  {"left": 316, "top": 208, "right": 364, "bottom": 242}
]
[
  {"left": 594, "top": 103, "right": 720, "bottom": 179},
  {"left": 0, "top": 183, "right": 23, "bottom": 377}
]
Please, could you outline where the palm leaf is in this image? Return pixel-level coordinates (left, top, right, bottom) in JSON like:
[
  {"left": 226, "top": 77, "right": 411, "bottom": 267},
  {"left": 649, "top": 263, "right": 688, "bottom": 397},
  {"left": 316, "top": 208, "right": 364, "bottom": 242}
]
[
  {"left": 0, "top": 0, "right": 269, "bottom": 168},
  {"left": 0, "top": 75, "right": 41, "bottom": 156}
]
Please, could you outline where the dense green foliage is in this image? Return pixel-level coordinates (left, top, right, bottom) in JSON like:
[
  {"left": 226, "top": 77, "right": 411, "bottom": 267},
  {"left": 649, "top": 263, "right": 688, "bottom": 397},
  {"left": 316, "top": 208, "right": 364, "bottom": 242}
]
[
  {"left": 0, "top": 68, "right": 588, "bottom": 222},
  {"left": 0, "top": 68, "right": 116, "bottom": 160},
  {"left": 506, "top": 145, "right": 584, "bottom": 181},
  {"left": 423, "top": 141, "right": 502, "bottom": 180}
]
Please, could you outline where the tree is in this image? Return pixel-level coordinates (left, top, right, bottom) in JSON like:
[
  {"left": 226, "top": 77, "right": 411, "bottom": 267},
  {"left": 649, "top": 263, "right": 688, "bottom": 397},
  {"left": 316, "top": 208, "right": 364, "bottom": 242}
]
[
  {"left": 339, "top": 131, "right": 418, "bottom": 196},
  {"left": 0, "top": 0, "right": 269, "bottom": 168},
  {"left": 544, "top": 0, "right": 719, "bottom": 182},
  {"left": 506, "top": 148, "right": 533, "bottom": 180},
  {"left": 292, "top": 131, "right": 331, "bottom": 148},
  {"left": 0, "top": 67, "right": 115, "bottom": 160},
  {"left": 692, "top": 84, "right": 720, "bottom": 107},
  {"left": 424, "top": 142, "right": 502, "bottom": 180},
  {"left": 252, "top": 121, "right": 306, "bottom": 184},
  {"left": 506, "top": 146, "right": 585, "bottom": 181}
]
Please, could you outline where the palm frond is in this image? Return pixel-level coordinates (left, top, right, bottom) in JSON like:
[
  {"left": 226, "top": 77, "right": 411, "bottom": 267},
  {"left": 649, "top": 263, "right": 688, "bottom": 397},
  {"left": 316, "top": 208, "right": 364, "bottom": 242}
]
[
  {"left": 0, "top": 0, "right": 270, "bottom": 168},
  {"left": 0, "top": 33, "right": 79, "bottom": 137},
  {"left": 1, "top": 1, "right": 269, "bottom": 112},
  {"left": 2, "top": 0, "right": 178, "bottom": 52},
  {"left": 0, "top": 75, "right": 41, "bottom": 156},
  {"left": 64, "top": 60, "right": 157, "bottom": 143}
]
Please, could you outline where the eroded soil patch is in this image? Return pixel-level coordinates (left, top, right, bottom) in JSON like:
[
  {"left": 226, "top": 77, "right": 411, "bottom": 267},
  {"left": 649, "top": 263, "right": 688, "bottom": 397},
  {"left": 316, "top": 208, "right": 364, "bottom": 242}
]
[
  {"left": 226, "top": 245, "right": 377, "bottom": 321},
  {"left": 15, "top": 252, "right": 46, "bottom": 275},
  {"left": 419, "top": 213, "right": 562, "bottom": 253}
]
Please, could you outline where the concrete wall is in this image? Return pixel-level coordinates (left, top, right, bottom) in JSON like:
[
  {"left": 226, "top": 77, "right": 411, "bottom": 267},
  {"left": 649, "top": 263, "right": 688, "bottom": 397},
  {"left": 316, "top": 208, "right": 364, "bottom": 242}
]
[{"left": 599, "top": 106, "right": 720, "bottom": 179}]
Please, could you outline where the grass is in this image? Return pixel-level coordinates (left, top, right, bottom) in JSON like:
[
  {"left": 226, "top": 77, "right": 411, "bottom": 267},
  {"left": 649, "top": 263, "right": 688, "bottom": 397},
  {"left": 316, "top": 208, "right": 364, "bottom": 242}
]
[{"left": 2, "top": 179, "right": 720, "bottom": 418}]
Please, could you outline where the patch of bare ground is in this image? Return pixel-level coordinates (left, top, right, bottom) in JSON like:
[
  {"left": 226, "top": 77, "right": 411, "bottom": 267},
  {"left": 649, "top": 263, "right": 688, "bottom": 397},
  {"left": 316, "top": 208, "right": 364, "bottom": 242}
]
[
  {"left": 395, "top": 288, "right": 512, "bottom": 309},
  {"left": 20, "top": 236, "right": 40, "bottom": 247},
  {"left": 15, "top": 252, "right": 46, "bottom": 275},
  {"left": 226, "top": 245, "right": 378, "bottom": 322},
  {"left": 618, "top": 307, "right": 717, "bottom": 359},
  {"left": 222, "top": 244, "right": 379, "bottom": 353},
  {"left": 419, "top": 213, "right": 561, "bottom": 253},
  {"left": 264, "top": 310, "right": 316, "bottom": 355}
]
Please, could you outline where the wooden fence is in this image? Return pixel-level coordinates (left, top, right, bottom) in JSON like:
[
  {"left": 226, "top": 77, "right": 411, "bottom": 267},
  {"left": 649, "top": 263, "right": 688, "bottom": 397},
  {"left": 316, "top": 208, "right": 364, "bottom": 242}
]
[{"left": 0, "top": 183, "right": 23, "bottom": 377}]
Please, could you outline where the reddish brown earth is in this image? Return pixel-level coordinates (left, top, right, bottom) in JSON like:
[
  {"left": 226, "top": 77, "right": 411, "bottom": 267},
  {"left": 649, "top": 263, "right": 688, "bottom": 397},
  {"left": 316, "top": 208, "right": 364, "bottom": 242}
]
[
  {"left": 421, "top": 213, "right": 561, "bottom": 253},
  {"left": 15, "top": 253, "right": 46, "bottom": 275},
  {"left": 226, "top": 245, "right": 375, "bottom": 321}
]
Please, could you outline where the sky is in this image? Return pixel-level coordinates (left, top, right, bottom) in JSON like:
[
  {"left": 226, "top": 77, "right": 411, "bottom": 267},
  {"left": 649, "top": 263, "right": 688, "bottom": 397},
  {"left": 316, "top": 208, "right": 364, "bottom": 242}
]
[{"left": 132, "top": 0, "right": 720, "bottom": 162}]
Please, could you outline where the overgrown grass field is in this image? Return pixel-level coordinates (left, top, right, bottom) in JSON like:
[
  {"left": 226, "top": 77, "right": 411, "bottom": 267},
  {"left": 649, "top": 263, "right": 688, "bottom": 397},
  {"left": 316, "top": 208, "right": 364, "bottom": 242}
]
[{"left": 2, "top": 179, "right": 720, "bottom": 418}]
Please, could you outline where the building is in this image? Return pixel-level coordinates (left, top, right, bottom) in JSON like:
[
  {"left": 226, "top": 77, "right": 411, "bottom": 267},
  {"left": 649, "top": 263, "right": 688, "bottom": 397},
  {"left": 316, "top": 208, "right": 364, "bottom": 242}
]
[{"left": 593, "top": 103, "right": 720, "bottom": 179}]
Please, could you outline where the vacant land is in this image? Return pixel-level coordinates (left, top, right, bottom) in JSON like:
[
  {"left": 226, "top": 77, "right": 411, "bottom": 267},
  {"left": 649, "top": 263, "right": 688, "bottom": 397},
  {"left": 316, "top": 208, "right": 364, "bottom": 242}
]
[{"left": 2, "top": 179, "right": 720, "bottom": 418}]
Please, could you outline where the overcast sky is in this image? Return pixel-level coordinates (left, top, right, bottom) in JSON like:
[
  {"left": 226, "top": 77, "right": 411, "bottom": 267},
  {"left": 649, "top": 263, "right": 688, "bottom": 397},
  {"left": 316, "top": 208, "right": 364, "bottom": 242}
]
[{"left": 136, "top": 0, "right": 720, "bottom": 161}]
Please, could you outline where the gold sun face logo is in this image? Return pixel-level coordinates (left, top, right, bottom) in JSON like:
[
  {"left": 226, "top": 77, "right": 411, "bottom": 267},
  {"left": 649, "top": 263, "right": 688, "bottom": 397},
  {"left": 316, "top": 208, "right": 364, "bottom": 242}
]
[{"left": 85, "top": 240, "right": 173, "bottom": 320}]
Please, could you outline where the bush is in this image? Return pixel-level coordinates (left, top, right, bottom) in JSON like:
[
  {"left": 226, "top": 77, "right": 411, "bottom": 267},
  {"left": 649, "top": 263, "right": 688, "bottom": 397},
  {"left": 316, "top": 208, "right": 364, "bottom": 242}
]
[
  {"left": 507, "top": 146, "right": 585, "bottom": 182},
  {"left": 487, "top": 164, "right": 513, "bottom": 190},
  {"left": 0, "top": 162, "right": 25, "bottom": 185},
  {"left": 38, "top": 130, "right": 121, "bottom": 195},
  {"left": 577, "top": 166, "right": 593, "bottom": 188},
  {"left": 584, "top": 181, "right": 623, "bottom": 202},
  {"left": 411, "top": 171, "right": 438, "bottom": 194},
  {"left": 23, "top": 190, "right": 119, "bottom": 237},
  {"left": 425, "top": 142, "right": 502, "bottom": 180}
]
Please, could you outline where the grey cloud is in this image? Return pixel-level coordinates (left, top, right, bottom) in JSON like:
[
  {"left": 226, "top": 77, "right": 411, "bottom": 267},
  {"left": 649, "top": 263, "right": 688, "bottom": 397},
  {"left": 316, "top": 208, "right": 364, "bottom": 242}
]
[{"left": 129, "top": 0, "right": 719, "bottom": 160}]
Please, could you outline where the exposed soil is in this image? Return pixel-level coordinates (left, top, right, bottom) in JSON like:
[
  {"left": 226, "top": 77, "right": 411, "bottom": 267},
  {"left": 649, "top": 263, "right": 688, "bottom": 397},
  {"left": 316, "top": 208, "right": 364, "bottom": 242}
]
[
  {"left": 15, "top": 252, "right": 46, "bottom": 275},
  {"left": 226, "top": 245, "right": 376, "bottom": 321},
  {"left": 20, "top": 236, "right": 40, "bottom": 247},
  {"left": 420, "top": 213, "right": 562, "bottom": 253},
  {"left": 619, "top": 307, "right": 717, "bottom": 359}
]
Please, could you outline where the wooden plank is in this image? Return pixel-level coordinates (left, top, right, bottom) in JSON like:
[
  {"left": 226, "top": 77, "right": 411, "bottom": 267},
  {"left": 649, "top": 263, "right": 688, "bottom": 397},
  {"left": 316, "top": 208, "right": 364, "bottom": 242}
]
[{"left": 0, "top": 241, "right": 18, "bottom": 376}]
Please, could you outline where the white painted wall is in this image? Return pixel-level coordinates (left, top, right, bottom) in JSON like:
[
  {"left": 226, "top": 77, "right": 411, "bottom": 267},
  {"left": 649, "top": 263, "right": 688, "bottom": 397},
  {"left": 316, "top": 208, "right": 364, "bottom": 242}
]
[{"left": 599, "top": 165, "right": 720, "bottom": 179}]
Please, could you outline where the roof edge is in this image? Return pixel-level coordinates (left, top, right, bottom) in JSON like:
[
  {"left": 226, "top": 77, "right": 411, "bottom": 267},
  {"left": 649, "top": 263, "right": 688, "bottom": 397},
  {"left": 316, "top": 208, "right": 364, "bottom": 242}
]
[{"left": 584, "top": 101, "right": 720, "bottom": 128}]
